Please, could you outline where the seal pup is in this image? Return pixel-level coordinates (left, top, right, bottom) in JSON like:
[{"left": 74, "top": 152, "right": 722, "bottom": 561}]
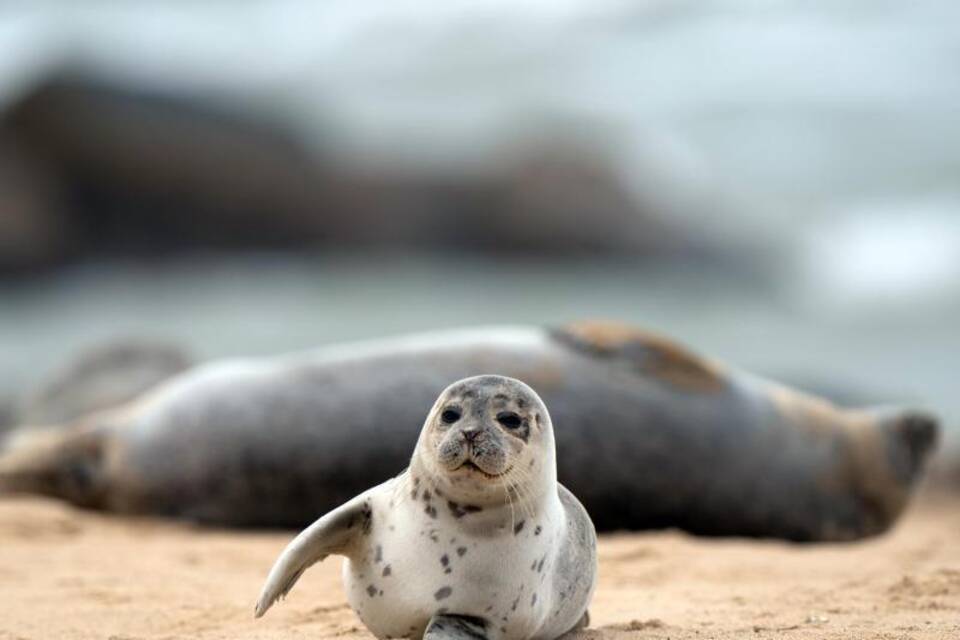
[
  {"left": 0, "top": 321, "right": 938, "bottom": 541},
  {"left": 255, "top": 375, "right": 596, "bottom": 640}
]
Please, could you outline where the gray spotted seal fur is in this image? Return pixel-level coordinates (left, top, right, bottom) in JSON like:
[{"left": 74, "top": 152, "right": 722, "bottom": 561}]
[
  {"left": 254, "top": 375, "right": 596, "bottom": 640},
  {"left": 0, "top": 320, "right": 939, "bottom": 541}
]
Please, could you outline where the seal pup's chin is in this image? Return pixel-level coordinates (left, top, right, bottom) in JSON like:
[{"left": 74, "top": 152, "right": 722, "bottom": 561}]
[{"left": 452, "top": 459, "right": 510, "bottom": 479}]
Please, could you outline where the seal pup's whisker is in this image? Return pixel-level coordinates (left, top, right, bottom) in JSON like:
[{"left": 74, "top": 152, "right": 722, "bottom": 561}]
[
  {"left": 504, "top": 474, "right": 529, "bottom": 525},
  {"left": 388, "top": 469, "right": 407, "bottom": 504},
  {"left": 500, "top": 473, "right": 517, "bottom": 535},
  {"left": 503, "top": 465, "right": 537, "bottom": 524}
]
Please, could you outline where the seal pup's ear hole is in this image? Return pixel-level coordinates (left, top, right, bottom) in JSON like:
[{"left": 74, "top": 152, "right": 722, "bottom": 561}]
[
  {"left": 441, "top": 408, "right": 462, "bottom": 424},
  {"left": 496, "top": 412, "right": 522, "bottom": 430}
]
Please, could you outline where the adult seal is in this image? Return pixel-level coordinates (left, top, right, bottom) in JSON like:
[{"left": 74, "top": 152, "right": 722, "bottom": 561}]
[
  {"left": 255, "top": 375, "right": 596, "bottom": 640},
  {"left": 0, "top": 320, "right": 939, "bottom": 541}
]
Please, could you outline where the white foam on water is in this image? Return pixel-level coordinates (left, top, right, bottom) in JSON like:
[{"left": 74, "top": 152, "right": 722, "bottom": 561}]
[{"left": 797, "top": 198, "right": 960, "bottom": 310}]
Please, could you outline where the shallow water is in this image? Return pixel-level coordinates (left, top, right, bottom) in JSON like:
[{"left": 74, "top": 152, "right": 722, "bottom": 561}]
[{"left": 1, "top": 253, "right": 956, "bottom": 438}]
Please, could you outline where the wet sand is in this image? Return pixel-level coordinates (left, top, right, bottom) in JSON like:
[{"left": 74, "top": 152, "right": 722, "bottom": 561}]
[{"left": 0, "top": 495, "right": 957, "bottom": 640}]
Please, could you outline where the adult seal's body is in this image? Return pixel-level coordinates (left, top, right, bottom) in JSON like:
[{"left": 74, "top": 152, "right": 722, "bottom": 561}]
[
  {"left": 0, "top": 321, "right": 939, "bottom": 541},
  {"left": 255, "top": 375, "right": 596, "bottom": 640}
]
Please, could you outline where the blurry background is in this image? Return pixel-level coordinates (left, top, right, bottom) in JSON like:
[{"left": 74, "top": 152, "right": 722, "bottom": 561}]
[{"left": 0, "top": 1, "right": 957, "bottom": 449}]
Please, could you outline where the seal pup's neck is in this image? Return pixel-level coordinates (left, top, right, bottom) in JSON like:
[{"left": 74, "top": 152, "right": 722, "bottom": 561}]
[{"left": 404, "top": 455, "right": 554, "bottom": 535}]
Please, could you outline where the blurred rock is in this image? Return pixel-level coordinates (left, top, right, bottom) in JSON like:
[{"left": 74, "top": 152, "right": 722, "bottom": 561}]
[
  {"left": 1, "top": 75, "right": 328, "bottom": 265},
  {"left": 434, "top": 144, "right": 690, "bottom": 256},
  {"left": 0, "top": 130, "right": 71, "bottom": 272},
  {"left": 0, "top": 74, "right": 713, "bottom": 273}
]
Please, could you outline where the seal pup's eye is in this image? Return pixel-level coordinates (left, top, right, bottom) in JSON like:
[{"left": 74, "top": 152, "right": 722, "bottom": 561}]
[
  {"left": 441, "top": 408, "right": 462, "bottom": 424},
  {"left": 496, "top": 412, "right": 522, "bottom": 430}
]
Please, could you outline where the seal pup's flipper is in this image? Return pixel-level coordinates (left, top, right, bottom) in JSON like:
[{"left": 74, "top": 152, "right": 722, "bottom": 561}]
[
  {"left": 424, "top": 615, "right": 492, "bottom": 640},
  {"left": 563, "top": 611, "right": 590, "bottom": 636},
  {"left": 254, "top": 494, "right": 373, "bottom": 617}
]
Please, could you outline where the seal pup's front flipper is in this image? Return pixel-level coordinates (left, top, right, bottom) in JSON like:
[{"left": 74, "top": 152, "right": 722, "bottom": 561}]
[
  {"left": 255, "top": 493, "right": 373, "bottom": 617},
  {"left": 424, "top": 615, "right": 493, "bottom": 640},
  {"left": 558, "top": 611, "right": 590, "bottom": 638}
]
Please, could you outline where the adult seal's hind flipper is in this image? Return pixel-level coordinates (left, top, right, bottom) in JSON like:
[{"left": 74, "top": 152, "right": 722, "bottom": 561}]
[
  {"left": 547, "top": 320, "right": 940, "bottom": 540},
  {"left": 0, "top": 422, "right": 112, "bottom": 509}
]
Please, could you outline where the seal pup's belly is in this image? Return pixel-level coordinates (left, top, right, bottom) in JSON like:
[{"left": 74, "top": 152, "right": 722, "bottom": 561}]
[{"left": 343, "top": 511, "right": 558, "bottom": 640}]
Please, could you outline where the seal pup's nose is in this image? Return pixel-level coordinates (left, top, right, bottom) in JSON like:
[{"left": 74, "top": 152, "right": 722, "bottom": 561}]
[{"left": 461, "top": 427, "right": 481, "bottom": 443}]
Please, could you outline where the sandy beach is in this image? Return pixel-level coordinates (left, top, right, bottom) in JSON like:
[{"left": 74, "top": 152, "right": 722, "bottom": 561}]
[{"left": 1, "top": 493, "right": 957, "bottom": 640}]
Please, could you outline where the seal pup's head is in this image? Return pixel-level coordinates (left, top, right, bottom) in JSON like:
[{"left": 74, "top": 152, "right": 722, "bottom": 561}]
[{"left": 412, "top": 375, "right": 556, "bottom": 506}]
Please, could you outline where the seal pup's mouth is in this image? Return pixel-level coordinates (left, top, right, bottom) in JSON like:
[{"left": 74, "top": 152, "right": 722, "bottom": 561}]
[{"left": 456, "top": 460, "right": 509, "bottom": 479}]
